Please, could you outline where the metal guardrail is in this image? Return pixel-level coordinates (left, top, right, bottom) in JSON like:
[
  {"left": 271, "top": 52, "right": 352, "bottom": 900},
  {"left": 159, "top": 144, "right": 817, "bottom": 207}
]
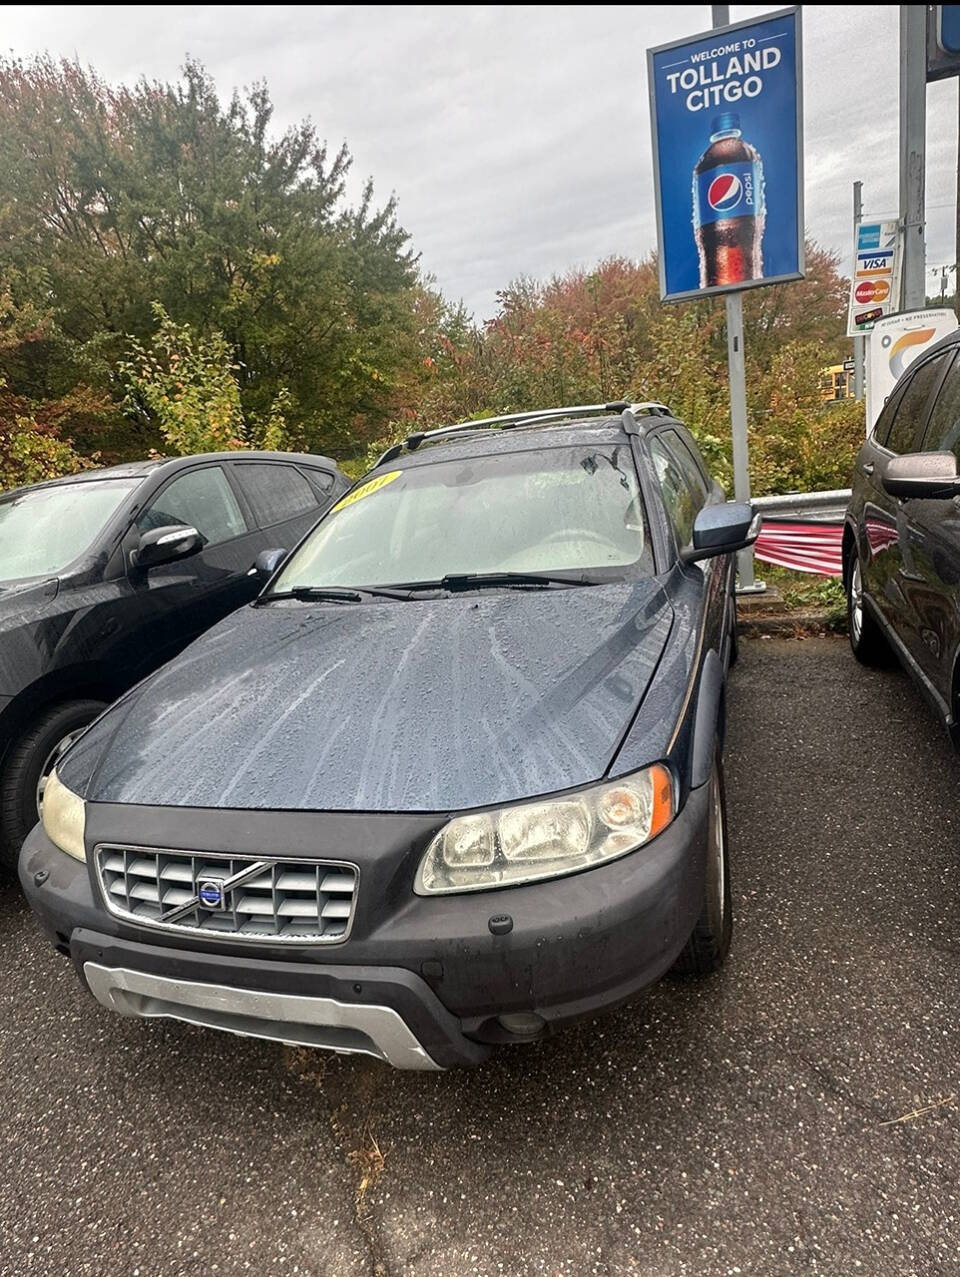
[
  {"left": 738, "top": 489, "right": 850, "bottom": 594},
  {"left": 751, "top": 488, "right": 851, "bottom": 522}
]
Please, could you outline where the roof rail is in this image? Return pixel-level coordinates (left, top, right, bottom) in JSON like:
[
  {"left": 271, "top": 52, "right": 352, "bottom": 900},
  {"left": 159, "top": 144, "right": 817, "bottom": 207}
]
[
  {"left": 406, "top": 400, "right": 671, "bottom": 449},
  {"left": 373, "top": 401, "right": 674, "bottom": 467}
]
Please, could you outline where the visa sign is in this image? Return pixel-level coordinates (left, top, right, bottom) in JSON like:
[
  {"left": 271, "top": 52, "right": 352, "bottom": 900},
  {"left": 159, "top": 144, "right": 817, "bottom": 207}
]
[{"left": 846, "top": 220, "right": 902, "bottom": 336}]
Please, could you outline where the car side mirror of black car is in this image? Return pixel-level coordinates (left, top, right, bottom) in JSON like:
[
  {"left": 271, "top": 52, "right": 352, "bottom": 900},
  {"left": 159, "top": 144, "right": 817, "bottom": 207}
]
[
  {"left": 132, "top": 524, "right": 202, "bottom": 570},
  {"left": 250, "top": 547, "right": 287, "bottom": 578},
  {"left": 882, "top": 452, "right": 960, "bottom": 501},
  {"left": 681, "top": 502, "right": 761, "bottom": 564}
]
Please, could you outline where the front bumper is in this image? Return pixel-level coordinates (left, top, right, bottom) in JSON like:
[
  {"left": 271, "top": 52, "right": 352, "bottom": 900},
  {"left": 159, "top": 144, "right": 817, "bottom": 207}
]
[{"left": 20, "top": 780, "right": 711, "bottom": 1068}]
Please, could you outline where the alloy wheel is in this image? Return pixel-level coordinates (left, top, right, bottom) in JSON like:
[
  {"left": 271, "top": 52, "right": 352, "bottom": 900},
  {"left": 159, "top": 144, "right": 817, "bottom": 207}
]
[
  {"left": 709, "top": 764, "right": 726, "bottom": 928},
  {"left": 850, "top": 557, "right": 863, "bottom": 646}
]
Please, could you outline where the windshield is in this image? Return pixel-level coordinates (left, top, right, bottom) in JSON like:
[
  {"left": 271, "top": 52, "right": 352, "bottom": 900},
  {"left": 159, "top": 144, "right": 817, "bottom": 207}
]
[
  {"left": 272, "top": 444, "right": 653, "bottom": 592},
  {"left": 0, "top": 477, "right": 141, "bottom": 583}
]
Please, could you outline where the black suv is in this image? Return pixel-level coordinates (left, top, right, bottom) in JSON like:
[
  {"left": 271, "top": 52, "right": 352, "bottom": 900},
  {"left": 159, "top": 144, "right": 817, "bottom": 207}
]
[
  {"left": 22, "top": 404, "right": 758, "bottom": 1068},
  {"left": 844, "top": 330, "right": 960, "bottom": 743},
  {"left": 1, "top": 450, "right": 347, "bottom": 867}
]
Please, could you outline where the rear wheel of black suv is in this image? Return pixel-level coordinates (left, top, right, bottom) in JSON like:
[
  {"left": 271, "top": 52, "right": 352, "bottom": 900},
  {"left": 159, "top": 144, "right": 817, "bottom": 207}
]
[
  {"left": 670, "top": 752, "right": 732, "bottom": 977},
  {"left": 846, "top": 546, "right": 887, "bottom": 665},
  {"left": 0, "top": 699, "right": 105, "bottom": 873}
]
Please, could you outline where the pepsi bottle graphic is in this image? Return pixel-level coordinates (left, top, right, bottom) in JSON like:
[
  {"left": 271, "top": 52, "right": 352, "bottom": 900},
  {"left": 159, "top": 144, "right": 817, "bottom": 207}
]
[{"left": 693, "top": 112, "right": 765, "bottom": 288}]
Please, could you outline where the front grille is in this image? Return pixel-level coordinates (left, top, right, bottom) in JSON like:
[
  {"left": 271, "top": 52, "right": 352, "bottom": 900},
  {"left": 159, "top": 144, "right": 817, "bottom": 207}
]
[{"left": 95, "top": 846, "right": 357, "bottom": 944}]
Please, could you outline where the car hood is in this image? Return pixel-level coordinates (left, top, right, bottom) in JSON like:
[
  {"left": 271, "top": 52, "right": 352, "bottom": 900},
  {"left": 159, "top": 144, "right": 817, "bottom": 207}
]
[
  {"left": 0, "top": 576, "right": 58, "bottom": 607},
  {"left": 62, "top": 582, "right": 674, "bottom": 813}
]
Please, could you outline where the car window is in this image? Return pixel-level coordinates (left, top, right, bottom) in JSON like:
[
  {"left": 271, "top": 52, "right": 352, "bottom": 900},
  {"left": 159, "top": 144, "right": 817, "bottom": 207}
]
[
  {"left": 663, "top": 429, "right": 709, "bottom": 504},
  {"left": 233, "top": 462, "right": 320, "bottom": 527},
  {"left": 271, "top": 444, "right": 654, "bottom": 590},
  {"left": 303, "top": 467, "right": 337, "bottom": 496},
  {"left": 872, "top": 377, "right": 909, "bottom": 448},
  {"left": 885, "top": 354, "right": 950, "bottom": 455},
  {"left": 648, "top": 434, "right": 703, "bottom": 548},
  {"left": 137, "top": 466, "right": 247, "bottom": 546},
  {"left": 0, "top": 477, "right": 142, "bottom": 583},
  {"left": 674, "top": 430, "right": 712, "bottom": 488},
  {"left": 920, "top": 352, "right": 960, "bottom": 458}
]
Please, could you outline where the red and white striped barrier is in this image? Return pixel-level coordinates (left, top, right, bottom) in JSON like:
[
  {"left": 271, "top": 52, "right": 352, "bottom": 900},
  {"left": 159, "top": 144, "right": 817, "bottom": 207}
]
[{"left": 753, "top": 519, "right": 844, "bottom": 578}]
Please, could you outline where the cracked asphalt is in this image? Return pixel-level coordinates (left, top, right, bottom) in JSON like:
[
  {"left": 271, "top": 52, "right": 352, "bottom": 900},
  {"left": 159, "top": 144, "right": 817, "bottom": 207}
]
[{"left": 2, "top": 636, "right": 960, "bottom": 1276}]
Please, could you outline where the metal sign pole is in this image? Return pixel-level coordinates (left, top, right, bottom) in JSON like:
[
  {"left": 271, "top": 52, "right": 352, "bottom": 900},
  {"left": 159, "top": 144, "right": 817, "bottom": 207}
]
[
  {"left": 853, "top": 181, "right": 866, "bottom": 400},
  {"left": 710, "top": 3, "right": 763, "bottom": 593},
  {"left": 900, "top": 4, "right": 926, "bottom": 309},
  {"left": 726, "top": 292, "right": 761, "bottom": 591}
]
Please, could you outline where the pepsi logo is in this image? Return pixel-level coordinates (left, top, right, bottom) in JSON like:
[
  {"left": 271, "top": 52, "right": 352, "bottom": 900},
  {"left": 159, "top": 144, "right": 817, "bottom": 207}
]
[{"left": 707, "top": 174, "right": 743, "bottom": 213}]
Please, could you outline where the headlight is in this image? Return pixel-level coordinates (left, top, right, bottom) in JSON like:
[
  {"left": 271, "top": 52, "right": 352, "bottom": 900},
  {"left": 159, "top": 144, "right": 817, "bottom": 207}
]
[
  {"left": 41, "top": 769, "right": 87, "bottom": 861},
  {"left": 414, "top": 764, "right": 674, "bottom": 895}
]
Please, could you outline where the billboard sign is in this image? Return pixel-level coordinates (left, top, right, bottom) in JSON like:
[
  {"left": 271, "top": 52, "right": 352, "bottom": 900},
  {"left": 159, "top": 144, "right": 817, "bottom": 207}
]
[
  {"left": 928, "top": 5, "right": 960, "bottom": 80},
  {"left": 647, "top": 7, "right": 804, "bottom": 302},
  {"left": 865, "top": 308, "right": 959, "bottom": 430},
  {"left": 846, "top": 220, "right": 902, "bottom": 336}
]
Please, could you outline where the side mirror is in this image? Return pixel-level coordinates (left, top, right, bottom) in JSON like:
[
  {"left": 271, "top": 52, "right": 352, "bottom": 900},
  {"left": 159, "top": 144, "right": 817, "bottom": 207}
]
[
  {"left": 682, "top": 501, "right": 761, "bottom": 564},
  {"left": 250, "top": 547, "right": 286, "bottom": 578},
  {"left": 132, "top": 524, "right": 201, "bottom": 570},
  {"left": 882, "top": 451, "right": 960, "bottom": 500}
]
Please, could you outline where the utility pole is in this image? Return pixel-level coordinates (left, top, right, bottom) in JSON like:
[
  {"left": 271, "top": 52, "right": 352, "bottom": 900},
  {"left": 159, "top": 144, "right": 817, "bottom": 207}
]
[
  {"left": 900, "top": 4, "right": 927, "bottom": 309},
  {"left": 711, "top": 2, "right": 763, "bottom": 592},
  {"left": 853, "top": 181, "right": 865, "bottom": 400}
]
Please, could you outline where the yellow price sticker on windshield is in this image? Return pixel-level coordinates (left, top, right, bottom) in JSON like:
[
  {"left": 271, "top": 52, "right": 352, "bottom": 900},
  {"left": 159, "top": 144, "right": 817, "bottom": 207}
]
[{"left": 331, "top": 469, "right": 401, "bottom": 513}]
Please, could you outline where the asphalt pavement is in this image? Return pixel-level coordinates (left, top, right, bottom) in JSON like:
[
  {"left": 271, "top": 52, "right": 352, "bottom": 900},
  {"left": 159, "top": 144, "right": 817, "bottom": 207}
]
[{"left": 2, "top": 636, "right": 960, "bottom": 1277}]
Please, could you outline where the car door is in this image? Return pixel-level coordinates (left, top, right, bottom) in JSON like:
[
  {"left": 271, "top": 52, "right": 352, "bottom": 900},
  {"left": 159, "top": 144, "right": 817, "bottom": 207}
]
[
  {"left": 117, "top": 462, "right": 262, "bottom": 675},
  {"left": 647, "top": 429, "right": 728, "bottom": 639},
  {"left": 894, "top": 349, "right": 960, "bottom": 704},
  {"left": 229, "top": 460, "right": 338, "bottom": 558},
  {"left": 858, "top": 351, "right": 951, "bottom": 653}
]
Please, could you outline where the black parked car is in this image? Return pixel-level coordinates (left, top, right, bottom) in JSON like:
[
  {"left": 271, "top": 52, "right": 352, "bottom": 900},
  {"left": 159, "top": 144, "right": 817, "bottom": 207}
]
[
  {"left": 0, "top": 451, "right": 347, "bottom": 868},
  {"left": 844, "top": 329, "right": 960, "bottom": 744},
  {"left": 22, "top": 403, "right": 758, "bottom": 1069}
]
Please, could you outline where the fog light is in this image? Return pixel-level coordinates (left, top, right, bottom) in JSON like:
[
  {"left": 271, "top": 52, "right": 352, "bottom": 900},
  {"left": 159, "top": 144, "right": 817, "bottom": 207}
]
[{"left": 497, "top": 1012, "right": 545, "bottom": 1038}]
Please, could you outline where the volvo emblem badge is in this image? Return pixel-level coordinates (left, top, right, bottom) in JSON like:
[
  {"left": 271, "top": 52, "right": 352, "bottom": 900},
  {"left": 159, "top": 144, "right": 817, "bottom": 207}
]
[{"left": 197, "top": 878, "right": 227, "bottom": 910}]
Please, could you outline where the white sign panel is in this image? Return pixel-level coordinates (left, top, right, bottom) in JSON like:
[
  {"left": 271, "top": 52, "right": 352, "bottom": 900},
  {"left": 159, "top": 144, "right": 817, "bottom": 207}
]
[
  {"left": 846, "top": 220, "right": 903, "bottom": 336},
  {"left": 865, "top": 308, "right": 959, "bottom": 430}
]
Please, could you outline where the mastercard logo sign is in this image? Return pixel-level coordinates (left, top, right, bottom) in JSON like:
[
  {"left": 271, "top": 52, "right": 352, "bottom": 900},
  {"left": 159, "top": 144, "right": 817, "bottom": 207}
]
[{"left": 854, "top": 279, "right": 890, "bottom": 305}]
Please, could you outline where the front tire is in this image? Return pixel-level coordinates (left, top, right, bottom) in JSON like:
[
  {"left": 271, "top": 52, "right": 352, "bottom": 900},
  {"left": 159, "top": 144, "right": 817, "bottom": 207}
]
[
  {"left": 846, "top": 547, "right": 887, "bottom": 665},
  {"left": 0, "top": 699, "right": 105, "bottom": 872},
  {"left": 670, "top": 753, "right": 732, "bottom": 977}
]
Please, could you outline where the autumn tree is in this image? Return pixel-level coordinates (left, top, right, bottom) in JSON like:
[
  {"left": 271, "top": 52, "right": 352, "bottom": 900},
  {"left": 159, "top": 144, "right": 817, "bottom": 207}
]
[
  {"left": 119, "top": 303, "right": 299, "bottom": 455},
  {"left": 0, "top": 55, "right": 425, "bottom": 460},
  {"left": 393, "top": 244, "right": 857, "bottom": 495}
]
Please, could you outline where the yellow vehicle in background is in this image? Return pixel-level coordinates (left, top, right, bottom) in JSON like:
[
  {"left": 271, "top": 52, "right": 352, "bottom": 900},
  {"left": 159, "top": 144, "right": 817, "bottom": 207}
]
[{"left": 819, "top": 364, "right": 855, "bottom": 404}]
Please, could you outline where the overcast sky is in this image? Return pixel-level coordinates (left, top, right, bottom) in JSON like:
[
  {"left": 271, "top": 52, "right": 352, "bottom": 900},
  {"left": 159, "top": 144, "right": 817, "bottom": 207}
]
[{"left": 2, "top": 4, "right": 958, "bottom": 318}]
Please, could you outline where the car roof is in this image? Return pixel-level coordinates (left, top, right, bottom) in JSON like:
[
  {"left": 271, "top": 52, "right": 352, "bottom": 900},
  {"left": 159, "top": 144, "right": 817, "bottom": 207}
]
[
  {"left": 377, "top": 404, "right": 680, "bottom": 471},
  {"left": 390, "top": 418, "right": 633, "bottom": 469},
  {"left": 1, "top": 450, "right": 341, "bottom": 500}
]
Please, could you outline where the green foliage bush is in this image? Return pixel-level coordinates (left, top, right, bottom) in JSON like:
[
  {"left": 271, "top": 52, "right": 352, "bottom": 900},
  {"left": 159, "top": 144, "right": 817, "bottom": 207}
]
[{"left": 0, "top": 417, "right": 92, "bottom": 490}]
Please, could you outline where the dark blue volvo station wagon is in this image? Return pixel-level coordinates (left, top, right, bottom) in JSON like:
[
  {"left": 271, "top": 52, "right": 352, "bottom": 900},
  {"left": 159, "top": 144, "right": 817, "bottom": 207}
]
[{"left": 21, "top": 403, "right": 759, "bottom": 1069}]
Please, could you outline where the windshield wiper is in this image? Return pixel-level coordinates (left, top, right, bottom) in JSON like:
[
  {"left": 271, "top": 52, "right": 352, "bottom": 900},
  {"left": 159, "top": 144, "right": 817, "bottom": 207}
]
[
  {"left": 259, "top": 585, "right": 416, "bottom": 605},
  {"left": 260, "top": 574, "right": 602, "bottom": 604},
  {"left": 260, "top": 587, "right": 363, "bottom": 605},
  {"left": 402, "top": 572, "right": 601, "bottom": 592}
]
